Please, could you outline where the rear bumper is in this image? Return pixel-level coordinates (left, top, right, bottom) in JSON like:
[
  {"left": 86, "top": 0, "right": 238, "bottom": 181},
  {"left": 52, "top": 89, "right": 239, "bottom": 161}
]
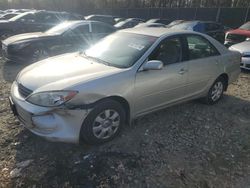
[{"left": 10, "top": 81, "right": 90, "bottom": 143}]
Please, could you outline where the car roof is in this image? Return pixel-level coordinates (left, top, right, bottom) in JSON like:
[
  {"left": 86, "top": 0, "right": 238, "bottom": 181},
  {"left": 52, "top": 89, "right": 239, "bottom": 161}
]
[{"left": 121, "top": 27, "right": 199, "bottom": 37}]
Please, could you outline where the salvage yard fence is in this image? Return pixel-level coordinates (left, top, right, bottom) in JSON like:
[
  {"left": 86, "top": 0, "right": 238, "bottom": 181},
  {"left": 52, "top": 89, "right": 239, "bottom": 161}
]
[{"left": 80, "top": 7, "right": 250, "bottom": 28}]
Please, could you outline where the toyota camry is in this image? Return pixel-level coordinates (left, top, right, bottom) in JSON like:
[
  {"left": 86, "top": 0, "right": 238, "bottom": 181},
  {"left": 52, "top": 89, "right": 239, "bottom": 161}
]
[{"left": 9, "top": 28, "right": 241, "bottom": 144}]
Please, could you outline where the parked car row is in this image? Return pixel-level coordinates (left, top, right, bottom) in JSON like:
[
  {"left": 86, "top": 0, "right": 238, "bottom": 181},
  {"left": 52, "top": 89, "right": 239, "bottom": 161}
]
[
  {"left": 224, "top": 22, "right": 250, "bottom": 70},
  {"left": 110, "top": 15, "right": 250, "bottom": 71},
  {"left": 0, "top": 10, "right": 83, "bottom": 39},
  {"left": 2, "top": 21, "right": 116, "bottom": 62}
]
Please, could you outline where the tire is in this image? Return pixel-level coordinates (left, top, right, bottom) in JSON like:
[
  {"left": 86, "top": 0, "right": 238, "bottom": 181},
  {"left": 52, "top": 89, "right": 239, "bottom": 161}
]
[
  {"left": 80, "top": 99, "right": 126, "bottom": 145},
  {"left": 202, "top": 77, "right": 226, "bottom": 105}
]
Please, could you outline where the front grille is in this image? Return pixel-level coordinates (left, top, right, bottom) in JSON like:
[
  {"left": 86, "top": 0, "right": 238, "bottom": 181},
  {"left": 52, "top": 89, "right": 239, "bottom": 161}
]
[
  {"left": 246, "top": 64, "right": 250, "bottom": 68},
  {"left": 18, "top": 83, "right": 33, "bottom": 98},
  {"left": 226, "top": 34, "right": 247, "bottom": 43}
]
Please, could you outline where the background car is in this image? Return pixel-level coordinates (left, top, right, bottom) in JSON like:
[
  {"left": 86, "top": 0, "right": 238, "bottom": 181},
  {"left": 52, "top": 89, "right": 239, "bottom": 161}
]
[
  {"left": 167, "top": 20, "right": 185, "bottom": 27},
  {"left": 135, "top": 23, "right": 167, "bottom": 28},
  {"left": 225, "top": 22, "right": 250, "bottom": 47},
  {"left": 85, "top": 14, "right": 116, "bottom": 25},
  {"left": 114, "top": 17, "right": 125, "bottom": 24},
  {"left": 229, "top": 41, "right": 250, "bottom": 70},
  {"left": 0, "top": 10, "right": 82, "bottom": 39},
  {"left": 114, "top": 18, "right": 144, "bottom": 29},
  {"left": 2, "top": 20, "right": 116, "bottom": 62},
  {"left": 10, "top": 28, "right": 241, "bottom": 144},
  {"left": 146, "top": 18, "right": 171, "bottom": 25},
  {"left": 171, "top": 21, "right": 226, "bottom": 43}
]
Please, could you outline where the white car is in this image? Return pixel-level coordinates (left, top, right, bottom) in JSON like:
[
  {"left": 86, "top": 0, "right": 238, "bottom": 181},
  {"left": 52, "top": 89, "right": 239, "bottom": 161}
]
[
  {"left": 229, "top": 41, "right": 250, "bottom": 70},
  {"left": 9, "top": 28, "right": 241, "bottom": 144}
]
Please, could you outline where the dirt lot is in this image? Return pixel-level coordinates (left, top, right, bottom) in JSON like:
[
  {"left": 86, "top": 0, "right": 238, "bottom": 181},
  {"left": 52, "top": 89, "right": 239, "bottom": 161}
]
[{"left": 0, "top": 57, "right": 250, "bottom": 188}]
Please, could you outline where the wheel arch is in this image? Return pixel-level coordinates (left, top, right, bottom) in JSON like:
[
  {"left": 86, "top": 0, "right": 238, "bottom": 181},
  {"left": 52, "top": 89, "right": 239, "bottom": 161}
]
[
  {"left": 217, "top": 73, "right": 229, "bottom": 91},
  {"left": 97, "top": 96, "right": 131, "bottom": 125}
]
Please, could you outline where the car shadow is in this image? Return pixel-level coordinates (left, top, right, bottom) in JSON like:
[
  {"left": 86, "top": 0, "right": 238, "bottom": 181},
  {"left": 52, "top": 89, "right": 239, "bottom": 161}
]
[
  {"left": 1, "top": 59, "right": 31, "bottom": 83},
  {"left": 6, "top": 94, "right": 250, "bottom": 187}
]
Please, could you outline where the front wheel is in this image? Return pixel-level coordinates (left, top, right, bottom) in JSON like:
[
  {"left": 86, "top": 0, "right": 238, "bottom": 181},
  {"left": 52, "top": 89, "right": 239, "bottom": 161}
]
[
  {"left": 80, "top": 99, "right": 125, "bottom": 145},
  {"left": 203, "top": 78, "right": 226, "bottom": 105}
]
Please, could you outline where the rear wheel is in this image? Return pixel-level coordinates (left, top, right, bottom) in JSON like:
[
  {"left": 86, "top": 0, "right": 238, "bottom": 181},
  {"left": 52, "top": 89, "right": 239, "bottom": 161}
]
[
  {"left": 80, "top": 99, "right": 125, "bottom": 145},
  {"left": 202, "top": 77, "right": 226, "bottom": 105}
]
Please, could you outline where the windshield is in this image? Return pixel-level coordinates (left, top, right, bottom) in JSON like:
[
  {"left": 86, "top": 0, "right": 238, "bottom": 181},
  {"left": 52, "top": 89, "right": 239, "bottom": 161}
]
[
  {"left": 46, "top": 22, "right": 75, "bottom": 34},
  {"left": 171, "top": 21, "right": 197, "bottom": 30},
  {"left": 84, "top": 32, "right": 157, "bottom": 68},
  {"left": 9, "top": 12, "right": 30, "bottom": 21},
  {"left": 239, "top": 22, "right": 250, "bottom": 30}
]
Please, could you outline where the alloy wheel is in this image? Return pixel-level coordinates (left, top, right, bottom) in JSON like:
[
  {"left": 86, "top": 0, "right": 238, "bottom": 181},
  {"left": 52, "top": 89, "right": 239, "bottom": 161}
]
[{"left": 92, "top": 109, "right": 120, "bottom": 139}]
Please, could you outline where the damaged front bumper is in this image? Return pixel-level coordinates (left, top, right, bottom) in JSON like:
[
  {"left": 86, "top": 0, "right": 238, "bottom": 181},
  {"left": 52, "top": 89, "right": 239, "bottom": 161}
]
[{"left": 10, "top": 81, "right": 90, "bottom": 143}]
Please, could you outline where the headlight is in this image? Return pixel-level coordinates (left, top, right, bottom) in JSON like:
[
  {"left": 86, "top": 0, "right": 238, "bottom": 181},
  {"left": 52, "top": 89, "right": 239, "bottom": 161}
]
[
  {"left": 246, "top": 38, "right": 250, "bottom": 41},
  {"left": 11, "top": 42, "right": 30, "bottom": 50},
  {"left": 26, "top": 91, "right": 78, "bottom": 107}
]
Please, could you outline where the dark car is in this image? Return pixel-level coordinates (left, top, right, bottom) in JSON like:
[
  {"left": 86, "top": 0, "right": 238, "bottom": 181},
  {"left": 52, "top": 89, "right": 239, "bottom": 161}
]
[
  {"left": 146, "top": 18, "right": 171, "bottom": 25},
  {"left": 114, "top": 18, "right": 144, "bottom": 30},
  {"left": 0, "top": 10, "right": 81, "bottom": 39},
  {"left": 171, "top": 21, "right": 225, "bottom": 43},
  {"left": 2, "top": 20, "right": 116, "bottom": 62},
  {"left": 85, "top": 15, "right": 115, "bottom": 25}
]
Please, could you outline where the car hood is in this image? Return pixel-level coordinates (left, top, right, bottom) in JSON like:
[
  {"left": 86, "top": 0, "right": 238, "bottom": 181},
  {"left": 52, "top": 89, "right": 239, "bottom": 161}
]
[
  {"left": 17, "top": 53, "right": 124, "bottom": 92},
  {"left": 229, "top": 41, "right": 250, "bottom": 54},
  {"left": 227, "top": 29, "right": 250, "bottom": 37},
  {"left": 3, "top": 32, "right": 57, "bottom": 45}
]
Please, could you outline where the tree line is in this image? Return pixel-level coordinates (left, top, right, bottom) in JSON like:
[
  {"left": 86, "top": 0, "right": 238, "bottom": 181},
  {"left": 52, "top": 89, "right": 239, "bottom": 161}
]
[{"left": 1, "top": 0, "right": 250, "bottom": 10}]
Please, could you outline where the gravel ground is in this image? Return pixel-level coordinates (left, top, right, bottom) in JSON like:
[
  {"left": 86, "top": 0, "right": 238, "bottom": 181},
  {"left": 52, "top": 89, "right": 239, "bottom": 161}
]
[{"left": 0, "top": 58, "right": 250, "bottom": 188}]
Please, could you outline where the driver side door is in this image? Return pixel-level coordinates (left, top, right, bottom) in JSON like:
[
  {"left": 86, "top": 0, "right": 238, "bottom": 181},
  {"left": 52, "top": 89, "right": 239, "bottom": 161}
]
[{"left": 134, "top": 36, "right": 189, "bottom": 116}]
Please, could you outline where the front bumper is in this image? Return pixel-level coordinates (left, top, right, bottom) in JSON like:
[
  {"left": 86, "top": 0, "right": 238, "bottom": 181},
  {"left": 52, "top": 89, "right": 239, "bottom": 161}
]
[
  {"left": 10, "top": 81, "right": 89, "bottom": 143},
  {"left": 241, "top": 57, "right": 250, "bottom": 70},
  {"left": 1, "top": 48, "right": 27, "bottom": 63}
]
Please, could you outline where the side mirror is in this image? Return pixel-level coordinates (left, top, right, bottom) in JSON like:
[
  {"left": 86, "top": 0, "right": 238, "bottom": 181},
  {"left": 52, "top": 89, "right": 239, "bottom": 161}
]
[{"left": 143, "top": 60, "right": 163, "bottom": 71}]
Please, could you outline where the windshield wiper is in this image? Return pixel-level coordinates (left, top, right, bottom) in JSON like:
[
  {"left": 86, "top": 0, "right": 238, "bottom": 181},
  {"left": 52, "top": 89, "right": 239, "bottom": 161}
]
[{"left": 79, "top": 51, "right": 111, "bottom": 66}]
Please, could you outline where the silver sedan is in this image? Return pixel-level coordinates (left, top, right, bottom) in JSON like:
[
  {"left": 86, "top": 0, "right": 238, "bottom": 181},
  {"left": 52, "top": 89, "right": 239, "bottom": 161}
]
[
  {"left": 10, "top": 28, "right": 241, "bottom": 144},
  {"left": 229, "top": 41, "right": 250, "bottom": 70}
]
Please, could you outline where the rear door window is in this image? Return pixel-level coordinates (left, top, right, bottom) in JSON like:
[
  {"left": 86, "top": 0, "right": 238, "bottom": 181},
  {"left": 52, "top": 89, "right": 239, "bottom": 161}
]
[{"left": 186, "top": 35, "right": 220, "bottom": 60}]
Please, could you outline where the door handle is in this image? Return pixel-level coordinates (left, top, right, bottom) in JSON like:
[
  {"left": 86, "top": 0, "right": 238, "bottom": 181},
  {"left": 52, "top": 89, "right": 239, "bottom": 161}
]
[{"left": 179, "top": 68, "right": 187, "bottom": 75}]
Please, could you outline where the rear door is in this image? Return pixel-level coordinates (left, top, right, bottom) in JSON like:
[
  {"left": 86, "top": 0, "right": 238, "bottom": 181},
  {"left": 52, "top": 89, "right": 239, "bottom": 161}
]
[
  {"left": 134, "top": 36, "right": 189, "bottom": 115},
  {"left": 183, "top": 34, "right": 222, "bottom": 97}
]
